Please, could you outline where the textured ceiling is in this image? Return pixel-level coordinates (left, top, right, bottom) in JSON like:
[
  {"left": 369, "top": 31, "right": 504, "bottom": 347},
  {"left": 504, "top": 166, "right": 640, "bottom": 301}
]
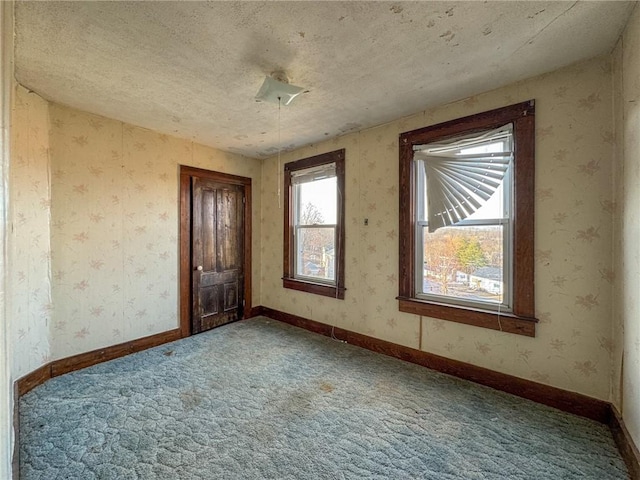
[{"left": 14, "top": 1, "right": 635, "bottom": 159}]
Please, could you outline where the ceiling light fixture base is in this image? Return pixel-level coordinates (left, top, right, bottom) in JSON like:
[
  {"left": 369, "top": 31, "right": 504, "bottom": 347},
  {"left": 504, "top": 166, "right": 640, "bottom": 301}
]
[{"left": 255, "top": 71, "right": 304, "bottom": 106}]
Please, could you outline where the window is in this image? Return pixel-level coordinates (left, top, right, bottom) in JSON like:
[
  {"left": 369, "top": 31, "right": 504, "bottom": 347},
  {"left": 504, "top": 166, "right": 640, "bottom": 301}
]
[
  {"left": 416, "top": 124, "right": 512, "bottom": 309},
  {"left": 398, "top": 102, "right": 537, "bottom": 336},
  {"left": 283, "top": 149, "right": 345, "bottom": 299}
]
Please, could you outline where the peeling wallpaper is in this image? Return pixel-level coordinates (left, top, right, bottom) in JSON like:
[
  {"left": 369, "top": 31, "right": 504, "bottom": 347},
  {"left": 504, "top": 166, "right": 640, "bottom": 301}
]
[
  {"left": 261, "top": 56, "right": 616, "bottom": 401},
  {"left": 10, "top": 84, "right": 52, "bottom": 379},
  {"left": 614, "top": 3, "right": 640, "bottom": 452}
]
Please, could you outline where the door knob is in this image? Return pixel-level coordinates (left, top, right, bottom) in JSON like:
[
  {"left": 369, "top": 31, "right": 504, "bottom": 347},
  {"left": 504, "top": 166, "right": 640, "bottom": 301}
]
[{"left": 196, "top": 265, "right": 203, "bottom": 271}]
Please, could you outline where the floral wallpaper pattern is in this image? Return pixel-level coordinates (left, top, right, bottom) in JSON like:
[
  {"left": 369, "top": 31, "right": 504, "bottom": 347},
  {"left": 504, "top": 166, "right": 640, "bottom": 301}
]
[
  {"left": 7, "top": 96, "right": 262, "bottom": 363},
  {"left": 9, "top": 49, "right": 635, "bottom": 431},
  {"left": 613, "top": 4, "right": 640, "bottom": 452},
  {"left": 48, "top": 105, "right": 262, "bottom": 360},
  {"left": 261, "top": 56, "right": 616, "bottom": 401},
  {"left": 10, "top": 85, "right": 52, "bottom": 379}
]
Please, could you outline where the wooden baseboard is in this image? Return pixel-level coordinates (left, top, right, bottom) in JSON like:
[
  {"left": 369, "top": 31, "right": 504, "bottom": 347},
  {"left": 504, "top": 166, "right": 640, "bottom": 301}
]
[
  {"left": 12, "top": 308, "right": 639, "bottom": 477},
  {"left": 16, "top": 328, "right": 182, "bottom": 396},
  {"left": 16, "top": 364, "right": 51, "bottom": 397},
  {"left": 247, "top": 305, "right": 265, "bottom": 318},
  {"left": 260, "top": 306, "right": 611, "bottom": 423},
  {"left": 12, "top": 383, "right": 19, "bottom": 480},
  {"left": 51, "top": 328, "right": 182, "bottom": 377},
  {"left": 15, "top": 311, "right": 259, "bottom": 397},
  {"left": 610, "top": 406, "right": 640, "bottom": 479}
]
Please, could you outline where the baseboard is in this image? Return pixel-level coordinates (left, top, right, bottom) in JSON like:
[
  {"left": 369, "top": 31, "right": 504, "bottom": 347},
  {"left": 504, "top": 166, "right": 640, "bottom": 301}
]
[
  {"left": 610, "top": 406, "right": 640, "bottom": 479},
  {"left": 247, "top": 305, "right": 265, "bottom": 318},
  {"left": 12, "top": 307, "right": 639, "bottom": 478},
  {"left": 12, "top": 382, "right": 19, "bottom": 480},
  {"left": 16, "top": 328, "right": 182, "bottom": 396},
  {"left": 15, "top": 312, "right": 260, "bottom": 396},
  {"left": 51, "top": 328, "right": 182, "bottom": 377},
  {"left": 14, "top": 309, "right": 615, "bottom": 424},
  {"left": 260, "top": 306, "right": 611, "bottom": 423},
  {"left": 16, "top": 364, "right": 50, "bottom": 397}
]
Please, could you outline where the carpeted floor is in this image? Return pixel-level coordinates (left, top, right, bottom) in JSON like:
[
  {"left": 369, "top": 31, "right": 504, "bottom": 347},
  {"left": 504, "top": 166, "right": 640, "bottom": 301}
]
[{"left": 20, "top": 317, "right": 628, "bottom": 479}]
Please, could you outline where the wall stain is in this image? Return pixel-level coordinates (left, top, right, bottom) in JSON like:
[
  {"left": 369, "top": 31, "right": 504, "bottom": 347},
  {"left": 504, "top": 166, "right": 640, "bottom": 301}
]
[
  {"left": 439, "top": 30, "right": 456, "bottom": 43},
  {"left": 339, "top": 122, "right": 362, "bottom": 133}
]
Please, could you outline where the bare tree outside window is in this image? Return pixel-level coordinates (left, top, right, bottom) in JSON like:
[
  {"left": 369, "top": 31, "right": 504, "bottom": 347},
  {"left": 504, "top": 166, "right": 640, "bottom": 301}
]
[{"left": 283, "top": 149, "right": 345, "bottom": 299}]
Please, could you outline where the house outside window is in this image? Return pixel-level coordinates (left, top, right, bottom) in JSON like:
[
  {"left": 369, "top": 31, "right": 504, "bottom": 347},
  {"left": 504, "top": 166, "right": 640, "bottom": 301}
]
[
  {"left": 415, "top": 123, "right": 512, "bottom": 310},
  {"left": 398, "top": 102, "right": 537, "bottom": 336},
  {"left": 283, "top": 149, "right": 345, "bottom": 299}
]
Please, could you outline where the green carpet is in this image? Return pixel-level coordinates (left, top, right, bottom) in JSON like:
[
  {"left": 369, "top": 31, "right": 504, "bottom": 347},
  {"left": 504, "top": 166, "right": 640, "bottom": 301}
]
[{"left": 20, "top": 317, "right": 628, "bottom": 479}]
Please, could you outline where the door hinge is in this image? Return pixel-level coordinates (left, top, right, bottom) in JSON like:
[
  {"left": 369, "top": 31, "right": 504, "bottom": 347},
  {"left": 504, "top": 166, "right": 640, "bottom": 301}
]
[
  {"left": 242, "top": 299, "right": 246, "bottom": 307},
  {"left": 242, "top": 196, "right": 246, "bottom": 204}
]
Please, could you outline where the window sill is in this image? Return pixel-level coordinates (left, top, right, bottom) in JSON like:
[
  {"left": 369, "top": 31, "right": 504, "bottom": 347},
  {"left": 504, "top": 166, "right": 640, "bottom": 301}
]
[
  {"left": 283, "top": 277, "right": 345, "bottom": 300},
  {"left": 397, "top": 297, "right": 536, "bottom": 337}
]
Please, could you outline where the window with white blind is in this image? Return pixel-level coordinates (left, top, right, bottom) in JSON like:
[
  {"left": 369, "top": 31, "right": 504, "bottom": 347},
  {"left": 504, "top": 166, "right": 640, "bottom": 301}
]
[
  {"left": 398, "top": 102, "right": 537, "bottom": 336},
  {"left": 415, "top": 124, "right": 513, "bottom": 310},
  {"left": 283, "top": 149, "right": 345, "bottom": 299}
]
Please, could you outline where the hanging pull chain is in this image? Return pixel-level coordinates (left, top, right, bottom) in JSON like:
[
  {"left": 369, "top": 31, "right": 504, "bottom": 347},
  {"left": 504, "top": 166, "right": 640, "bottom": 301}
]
[{"left": 277, "top": 96, "right": 282, "bottom": 209}]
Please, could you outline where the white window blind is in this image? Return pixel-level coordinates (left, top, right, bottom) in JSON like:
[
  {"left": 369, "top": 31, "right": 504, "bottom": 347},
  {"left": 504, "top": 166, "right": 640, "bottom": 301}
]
[
  {"left": 414, "top": 124, "right": 513, "bottom": 232},
  {"left": 290, "top": 163, "right": 336, "bottom": 185}
]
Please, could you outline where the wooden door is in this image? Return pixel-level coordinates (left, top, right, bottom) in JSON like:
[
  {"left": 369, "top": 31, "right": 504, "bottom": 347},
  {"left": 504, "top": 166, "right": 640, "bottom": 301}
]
[{"left": 191, "top": 177, "right": 245, "bottom": 333}]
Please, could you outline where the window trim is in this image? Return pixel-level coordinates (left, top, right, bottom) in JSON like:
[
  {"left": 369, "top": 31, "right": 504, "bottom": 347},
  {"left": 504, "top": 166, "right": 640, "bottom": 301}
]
[
  {"left": 398, "top": 101, "right": 537, "bottom": 337},
  {"left": 283, "top": 149, "right": 346, "bottom": 299}
]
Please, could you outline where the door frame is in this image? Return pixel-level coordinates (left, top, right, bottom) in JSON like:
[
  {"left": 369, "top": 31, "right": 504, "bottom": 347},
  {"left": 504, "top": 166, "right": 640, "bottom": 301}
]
[{"left": 179, "top": 165, "right": 252, "bottom": 337}]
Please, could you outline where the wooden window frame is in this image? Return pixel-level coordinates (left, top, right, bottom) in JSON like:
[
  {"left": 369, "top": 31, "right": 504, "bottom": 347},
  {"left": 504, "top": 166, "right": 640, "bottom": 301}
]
[
  {"left": 283, "top": 149, "right": 346, "bottom": 299},
  {"left": 398, "top": 101, "right": 537, "bottom": 337}
]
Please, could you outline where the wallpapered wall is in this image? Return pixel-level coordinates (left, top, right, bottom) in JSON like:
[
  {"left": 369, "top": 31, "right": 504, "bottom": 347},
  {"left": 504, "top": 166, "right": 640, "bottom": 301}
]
[
  {"left": 261, "top": 56, "right": 616, "bottom": 401},
  {"left": 11, "top": 56, "right": 621, "bottom": 405},
  {"left": 8, "top": 41, "right": 638, "bottom": 455},
  {"left": 48, "top": 103, "right": 262, "bottom": 360},
  {"left": 9, "top": 87, "right": 262, "bottom": 364},
  {"left": 7, "top": 11, "right": 639, "bottom": 470},
  {"left": 10, "top": 85, "right": 52, "bottom": 379},
  {"left": 613, "top": 4, "right": 640, "bottom": 452}
]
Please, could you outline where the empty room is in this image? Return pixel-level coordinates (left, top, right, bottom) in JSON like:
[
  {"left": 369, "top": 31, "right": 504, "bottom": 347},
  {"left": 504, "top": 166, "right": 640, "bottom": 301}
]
[{"left": 2, "top": 1, "right": 640, "bottom": 478}]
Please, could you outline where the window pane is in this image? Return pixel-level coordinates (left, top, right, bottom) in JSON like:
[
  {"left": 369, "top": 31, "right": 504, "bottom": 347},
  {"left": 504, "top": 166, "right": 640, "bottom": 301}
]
[
  {"left": 296, "top": 227, "right": 336, "bottom": 281},
  {"left": 297, "top": 177, "right": 336, "bottom": 225},
  {"left": 422, "top": 225, "right": 504, "bottom": 305}
]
